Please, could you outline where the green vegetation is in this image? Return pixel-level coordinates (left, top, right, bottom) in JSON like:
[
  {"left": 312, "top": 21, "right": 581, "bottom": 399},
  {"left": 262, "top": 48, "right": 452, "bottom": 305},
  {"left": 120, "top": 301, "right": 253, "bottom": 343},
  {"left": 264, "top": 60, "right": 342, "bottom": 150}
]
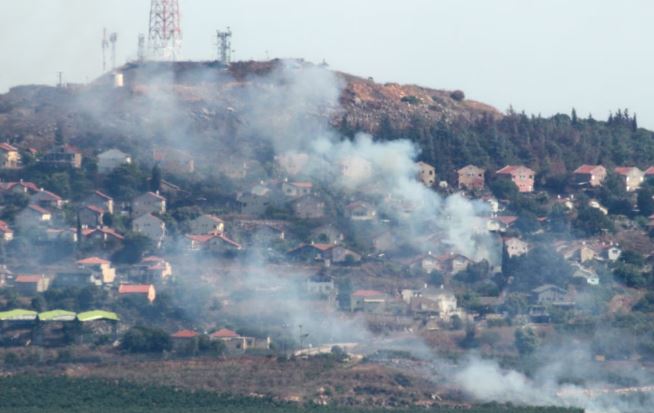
[{"left": 0, "top": 376, "right": 583, "bottom": 413}]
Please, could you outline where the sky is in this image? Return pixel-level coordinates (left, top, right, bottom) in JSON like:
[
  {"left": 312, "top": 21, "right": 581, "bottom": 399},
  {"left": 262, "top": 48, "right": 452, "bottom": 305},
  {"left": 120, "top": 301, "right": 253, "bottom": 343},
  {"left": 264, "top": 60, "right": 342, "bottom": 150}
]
[{"left": 1, "top": 0, "right": 653, "bottom": 127}]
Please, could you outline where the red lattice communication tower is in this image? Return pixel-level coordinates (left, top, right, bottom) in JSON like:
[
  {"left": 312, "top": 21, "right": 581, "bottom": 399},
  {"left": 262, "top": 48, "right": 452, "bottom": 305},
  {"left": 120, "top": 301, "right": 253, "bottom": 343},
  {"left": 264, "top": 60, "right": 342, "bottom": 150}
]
[{"left": 148, "top": 0, "right": 182, "bottom": 60}]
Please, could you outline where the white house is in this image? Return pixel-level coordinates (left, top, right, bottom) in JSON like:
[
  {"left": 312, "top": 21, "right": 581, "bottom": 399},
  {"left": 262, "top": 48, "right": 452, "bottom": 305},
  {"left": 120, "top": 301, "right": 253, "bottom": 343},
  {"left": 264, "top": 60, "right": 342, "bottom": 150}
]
[
  {"left": 132, "top": 213, "right": 166, "bottom": 248},
  {"left": 504, "top": 237, "right": 530, "bottom": 258},
  {"left": 188, "top": 214, "right": 225, "bottom": 235},
  {"left": 97, "top": 149, "right": 132, "bottom": 173}
]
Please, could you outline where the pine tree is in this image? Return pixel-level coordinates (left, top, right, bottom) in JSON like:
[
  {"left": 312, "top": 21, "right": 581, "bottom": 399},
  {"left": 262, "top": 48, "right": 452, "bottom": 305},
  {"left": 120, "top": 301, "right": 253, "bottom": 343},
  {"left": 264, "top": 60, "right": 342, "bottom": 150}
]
[
  {"left": 150, "top": 163, "right": 162, "bottom": 192},
  {"left": 571, "top": 108, "right": 578, "bottom": 125}
]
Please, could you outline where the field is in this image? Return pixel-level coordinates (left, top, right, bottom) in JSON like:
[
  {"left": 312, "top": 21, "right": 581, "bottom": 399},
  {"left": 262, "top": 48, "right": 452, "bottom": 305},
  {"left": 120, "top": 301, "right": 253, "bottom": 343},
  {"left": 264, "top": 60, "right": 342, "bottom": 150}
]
[{"left": 0, "top": 375, "right": 582, "bottom": 413}]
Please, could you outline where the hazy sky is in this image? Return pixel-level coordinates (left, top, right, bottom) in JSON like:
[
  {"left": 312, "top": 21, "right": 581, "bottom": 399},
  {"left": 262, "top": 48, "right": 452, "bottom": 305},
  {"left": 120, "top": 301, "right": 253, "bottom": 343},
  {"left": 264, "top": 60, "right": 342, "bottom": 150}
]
[{"left": 1, "top": 0, "right": 653, "bottom": 127}]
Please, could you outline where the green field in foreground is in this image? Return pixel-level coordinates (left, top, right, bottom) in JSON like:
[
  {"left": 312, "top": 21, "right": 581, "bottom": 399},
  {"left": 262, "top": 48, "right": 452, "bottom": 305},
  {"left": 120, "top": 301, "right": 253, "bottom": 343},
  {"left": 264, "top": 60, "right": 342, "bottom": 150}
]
[{"left": 0, "top": 376, "right": 582, "bottom": 413}]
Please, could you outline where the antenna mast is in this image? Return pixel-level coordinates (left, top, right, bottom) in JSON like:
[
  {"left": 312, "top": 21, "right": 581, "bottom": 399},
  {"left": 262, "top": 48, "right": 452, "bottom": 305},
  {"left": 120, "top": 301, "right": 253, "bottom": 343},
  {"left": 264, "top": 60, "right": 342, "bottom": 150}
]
[
  {"left": 148, "top": 0, "right": 182, "bottom": 60},
  {"left": 109, "top": 32, "right": 118, "bottom": 70},
  {"left": 216, "top": 27, "right": 233, "bottom": 65},
  {"left": 137, "top": 34, "right": 146, "bottom": 62},
  {"left": 102, "top": 28, "right": 109, "bottom": 72}
]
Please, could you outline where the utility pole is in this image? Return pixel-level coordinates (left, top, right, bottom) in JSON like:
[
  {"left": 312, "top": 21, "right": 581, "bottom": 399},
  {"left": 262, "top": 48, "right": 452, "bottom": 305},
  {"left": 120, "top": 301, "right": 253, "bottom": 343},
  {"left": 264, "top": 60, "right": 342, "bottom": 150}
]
[
  {"left": 216, "top": 27, "right": 233, "bottom": 65},
  {"left": 148, "top": 0, "right": 182, "bottom": 61}
]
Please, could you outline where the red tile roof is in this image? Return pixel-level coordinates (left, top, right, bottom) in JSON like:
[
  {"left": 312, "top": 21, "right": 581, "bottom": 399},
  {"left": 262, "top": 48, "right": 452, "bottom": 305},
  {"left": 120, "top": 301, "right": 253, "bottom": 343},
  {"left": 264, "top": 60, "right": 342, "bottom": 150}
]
[
  {"left": 210, "top": 328, "right": 239, "bottom": 338},
  {"left": 77, "top": 257, "right": 110, "bottom": 265},
  {"left": 496, "top": 216, "right": 518, "bottom": 225},
  {"left": 172, "top": 329, "right": 199, "bottom": 338},
  {"left": 142, "top": 256, "right": 164, "bottom": 263},
  {"left": 574, "top": 165, "right": 602, "bottom": 174},
  {"left": 614, "top": 166, "right": 640, "bottom": 176},
  {"left": 119, "top": 284, "right": 153, "bottom": 294},
  {"left": 93, "top": 190, "right": 113, "bottom": 200},
  {"left": 28, "top": 204, "right": 50, "bottom": 214},
  {"left": 94, "top": 227, "right": 125, "bottom": 240},
  {"left": 290, "top": 181, "right": 313, "bottom": 189},
  {"left": 645, "top": 167, "right": 654, "bottom": 176},
  {"left": 34, "top": 190, "right": 62, "bottom": 201},
  {"left": 496, "top": 165, "right": 534, "bottom": 175},
  {"left": 85, "top": 205, "right": 105, "bottom": 214},
  {"left": 16, "top": 275, "right": 45, "bottom": 283},
  {"left": 0, "top": 143, "right": 17, "bottom": 152}
]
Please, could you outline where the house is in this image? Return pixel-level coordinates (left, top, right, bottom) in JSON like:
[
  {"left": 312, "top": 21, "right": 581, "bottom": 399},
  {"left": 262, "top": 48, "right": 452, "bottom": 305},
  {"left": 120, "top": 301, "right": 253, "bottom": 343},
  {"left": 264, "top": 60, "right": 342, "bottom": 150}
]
[
  {"left": 132, "top": 214, "right": 166, "bottom": 248},
  {"left": 282, "top": 181, "right": 312, "bottom": 198},
  {"left": 52, "top": 271, "right": 97, "bottom": 289},
  {"left": 171, "top": 329, "right": 200, "bottom": 350},
  {"left": 293, "top": 195, "right": 325, "bottom": 219},
  {"left": 573, "top": 165, "right": 607, "bottom": 187},
  {"left": 84, "top": 191, "right": 114, "bottom": 214},
  {"left": 16, "top": 204, "right": 51, "bottom": 228},
  {"left": 189, "top": 214, "right": 225, "bottom": 235},
  {"left": 407, "top": 252, "right": 443, "bottom": 274},
  {"left": 289, "top": 243, "right": 361, "bottom": 264},
  {"left": 0, "top": 180, "right": 39, "bottom": 195},
  {"left": 306, "top": 271, "right": 335, "bottom": 296},
  {"left": 45, "top": 228, "right": 78, "bottom": 243},
  {"left": 531, "top": 284, "right": 569, "bottom": 305},
  {"left": 372, "top": 230, "right": 396, "bottom": 253},
  {"left": 416, "top": 161, "right": 436, "bottom": 187},
  {"left": 118, "top": 284, "right": 156, "bottom": 303},
  {"left": 504, "top": 237, "right": 530, "bottom": 258},
  {"left": 79, "top": 205, "right": 105, "bottom": 228},
  {"left": 97, "top": 149, "right": 132, "bottom": 173},
  {"left": 83, "top": 226, "right": 125, "bottom": 245},
  {"left": 645, "top": 166, "right": 654, "bottom": 181},
  {"left": 606, "top": 245, "right": 621, "bottom": 262},
  {"left": 346, "top": 201, "right": 377, "bottom": 221},
  {"left": 614, "top": 167, "right": 644, "bottom": 192},
  {"left": 134, "top": 256, "right": 173, "bottom": 282},
  {"left": 406, "top": 287, "right": 460, "bottom": 321},
  {"left": 458, "top": 165, "right": 485, "bottom": 190},
  {"left": 41, "top": 144, "right": 83, "bottom": 168},
  {"left": 15, "top": 274, "right": 50, "bottom": 296},
  {"left": 0, "top": 220, "right": 14, "bottom": 241},
  {"left": 238, "top": 184, "right": 279, "bottom": 217},
  {"left": 30, "top": 189, "right": 64, "bottom": 209},
  {"left": 0, "top": 143, "right": 21, "bottom": 169},
  {"left": 132, "top": 191, "right": 166, "bottom": 217},
  {"left": 209, "top": 328, "right": 255, "bottom": 352},
  {"left": 184, "top": 233, "right": 242, "bottom": 253},
  {"left": 350, "top": 290, "right": 387, "bottom": 313},
  {"left": 496, "top": 165, "right": 535, "bottom": 193},
  {"left": 310, "top": 224, "right": 344, "bottom": 244},
  {"left": 229, "top": 219, "right": 286, "bottom": 244},
  {"left": 77, "top": 257, "right": 116, "bottom": 284}
]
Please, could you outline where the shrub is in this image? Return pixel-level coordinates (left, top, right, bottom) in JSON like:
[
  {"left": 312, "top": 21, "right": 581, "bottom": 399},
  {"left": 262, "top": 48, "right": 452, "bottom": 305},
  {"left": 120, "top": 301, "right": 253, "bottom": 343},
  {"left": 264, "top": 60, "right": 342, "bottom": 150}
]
[
  {"left": 450, "top": 90, "right": 465, "bottom": 101},
  {"left": 400, "top": 95, "right": 420, "bottom": 105}
]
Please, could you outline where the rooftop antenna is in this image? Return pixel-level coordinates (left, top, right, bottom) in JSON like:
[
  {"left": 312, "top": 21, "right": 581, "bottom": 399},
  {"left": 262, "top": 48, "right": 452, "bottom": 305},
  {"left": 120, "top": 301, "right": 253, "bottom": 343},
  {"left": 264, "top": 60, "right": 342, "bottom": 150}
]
[
  {"left": 148, "top": 0, "right": 182, "bottom": 61},
  {"left": 57, "top": 72, "right": 64, "bottom": 88},
  {"left": 137, "top": 33, "right": 146, "bottom": 62},
  {"left": 101, "top": 28, "right": 109, "bottom": 72},
  {"left": 109, "top": 32, "right": 118, "bottom": 70},
  {"left": 216, "top": 27, "right": 233, "bottom": 65}
]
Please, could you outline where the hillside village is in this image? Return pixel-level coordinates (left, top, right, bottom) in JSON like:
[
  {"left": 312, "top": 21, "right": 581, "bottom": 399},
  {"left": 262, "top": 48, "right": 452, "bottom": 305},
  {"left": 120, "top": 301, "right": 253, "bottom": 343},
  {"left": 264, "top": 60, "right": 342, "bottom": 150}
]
[{"left": 0, "top": 61, "right": 653, "bottom": 408}]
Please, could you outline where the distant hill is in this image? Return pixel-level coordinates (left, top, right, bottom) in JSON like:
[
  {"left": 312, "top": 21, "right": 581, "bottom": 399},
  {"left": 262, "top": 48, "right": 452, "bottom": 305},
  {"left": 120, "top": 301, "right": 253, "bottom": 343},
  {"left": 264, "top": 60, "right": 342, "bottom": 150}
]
[{"left": 0, "top": 59, "right": 651, "bottom": 186}]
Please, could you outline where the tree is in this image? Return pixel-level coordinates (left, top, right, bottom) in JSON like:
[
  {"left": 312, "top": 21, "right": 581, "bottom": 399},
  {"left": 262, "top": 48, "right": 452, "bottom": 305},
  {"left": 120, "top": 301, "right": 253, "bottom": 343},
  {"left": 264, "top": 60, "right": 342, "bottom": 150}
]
[
  {"left": 573, "top": 205, "right": 613, "bottom": 236},
  {"left": 503, "top": 293, "right": 528, "bottom": 316},
  {"left": 54, "top": 121, "right": 65, "bottom": 145},
  {"left": 638, "top": 187, "right": 654, "bottom": 216},
  {"left": 571, "top": 108, "right": 578, "bottom": 125},
  {"left": 121, "top": 326, "right": 172, "bottom": 353},
  {"left": 150, "top": 163, "right": 162, "bottom": 192},
  {"left": 111, "top": 233, "right": 152, "bottom": 264},
  {"left": 514, "top": 327, "right": 539, "bottom": 355},
  {"left": 490, "top": 178, "right": 518, "bottom": 200}
]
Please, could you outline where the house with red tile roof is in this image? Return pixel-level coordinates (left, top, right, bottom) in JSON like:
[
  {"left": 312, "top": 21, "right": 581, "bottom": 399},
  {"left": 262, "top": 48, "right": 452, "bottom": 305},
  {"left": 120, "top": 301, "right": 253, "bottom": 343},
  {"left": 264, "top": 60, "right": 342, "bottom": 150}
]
[
  {"left": 84, "top": 191, "right": 114, "bottom": 214},
  {"left": 458, "top": 165, "right": 485, "bottom": 190},
  {"left": 132, "top": 191, "right": 166, "bottom": 218},
  {"left": 77, "top": 257, "right": 116, "bottom": 284},
  {"left": 128, "top": 256, "right": 173, "bottom": 283},
  {"left": 171, "top": 329, "right": 200, "bottom": 350},
  {"left": 184, "top": 233, "right": 242, "bottom": 253},
  {"left": 15, "top": 274, "right": 50, "bottom": 296},
  {"left": 0, "top": 181, "right": 39, "bottom": 194},
  {"left": 346, "top": 201, "right": 377, "bottom": 221},
  {"left": 188, "top": 214, "right": 225, "bottom": 235},
  {"left": 288, "top": 243, "right": 361, "bottom": 264},
  {"left": 614, "top": 166, "right": 644, "bottom": 192},
  {"left": 118, "top": 284, "right": 156, "bottom": 303},
  {"left": 30, "top": 189, "right": 64, "bottom": 209},
  {"left": 79, "top": 205, "right": 105, "bottom": 228},
  {"left": 41, "top": 144, "right": 83, "bottom": 168},
  {"left": 209, "top": 328, "right": 255, "bottom": 352},
  {"left": 282, "top": 181, "right": 313, "bottom": 198},
  {"left": 0, "top": 143, "right": 21, "bottom": 169},
  {"left": 496, "top": 165, "right": 535, "bottom": 193},
  {"left": 573, "top": 165, "right": 607, "bottom": 187},
  {"left": 16, "top": 204, "right": 51, "bottom": 228}
]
